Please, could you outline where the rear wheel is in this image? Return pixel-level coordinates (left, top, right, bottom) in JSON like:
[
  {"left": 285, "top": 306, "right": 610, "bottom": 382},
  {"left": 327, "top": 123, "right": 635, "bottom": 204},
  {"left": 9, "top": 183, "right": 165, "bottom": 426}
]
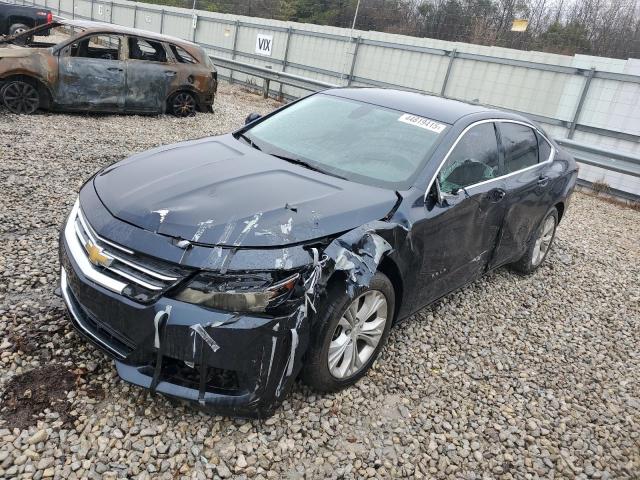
[
  {"left": 510, "top": 208, "right": 558, "bottom": 274},
  {"left": 169, "top": 91, "right": 197, "bottom": 117},
  {"left": 2, "top": 80, "right": 40, "bottom": 114},
  {"left": 9, "top": 23, "right": 30, "bottom": 36},
  {"left": 301, "top": 272, "right": 395, "bottom": 392}
]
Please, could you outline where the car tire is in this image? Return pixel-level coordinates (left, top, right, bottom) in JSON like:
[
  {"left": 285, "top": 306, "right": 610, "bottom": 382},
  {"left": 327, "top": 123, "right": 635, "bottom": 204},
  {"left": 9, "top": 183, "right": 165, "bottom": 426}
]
[
  {"left": 1, "top": 80, "right": 41, "bottom": 114},
  {"left": 168, "top": 91, "right": 197, "bottom": 117},
  {"left": 510, "top": 207, "right": 559, "bottom": 275},
  {"left": 9, "top": 23, "right": 30, "bottom": 36},
  {"left": 301, "top": 272, "right": 395, "bottom": 392}
]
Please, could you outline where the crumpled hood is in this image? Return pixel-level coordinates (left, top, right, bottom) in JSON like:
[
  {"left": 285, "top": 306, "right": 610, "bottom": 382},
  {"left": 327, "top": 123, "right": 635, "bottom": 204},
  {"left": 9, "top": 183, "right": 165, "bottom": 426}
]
[{"left": 93, "top": 135, "right": 399, "bottom": 248}]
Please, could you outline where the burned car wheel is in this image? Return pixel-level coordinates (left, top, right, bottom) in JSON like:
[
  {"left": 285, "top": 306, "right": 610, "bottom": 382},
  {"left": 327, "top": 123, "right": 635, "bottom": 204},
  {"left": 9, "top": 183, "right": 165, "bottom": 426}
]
[
  {"left": 169, "top": 91, "right": 197, "bottom": 117},
  {"left": 302, "top": 272, "right": 395, "bottom": 392},
  {"left": 510, "top": 208, "right": 559, "bottom": 274},
  {"left": 2, "top": 80, "right": 40, "bottom": 114}
]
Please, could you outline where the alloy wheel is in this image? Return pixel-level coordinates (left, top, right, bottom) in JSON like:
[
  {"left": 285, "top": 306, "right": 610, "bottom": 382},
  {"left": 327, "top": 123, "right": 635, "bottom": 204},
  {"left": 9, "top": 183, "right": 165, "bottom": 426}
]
[
  {"left": 3, "top": 81, "right": 39, "bottom": 114},
  {"left": 328, "top": 290, "right": 388, "bottom": 379},
  {"left": 532, "top": 215, "right": 556, "bottom": 266},
  {"left": 172, "top": 92, "right": 196, "bottom": 117}
]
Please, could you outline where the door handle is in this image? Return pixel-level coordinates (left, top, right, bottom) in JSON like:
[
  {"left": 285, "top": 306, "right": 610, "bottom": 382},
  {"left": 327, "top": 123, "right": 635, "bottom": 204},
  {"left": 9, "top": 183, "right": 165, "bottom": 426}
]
[
  {"left": 165, "top": 71, "right": 177, "bottom": 76},
  {"left": 537, "top": 176, "right": 550, "bottom": 187},
  {"left": 107, "top": 67, "right": 123, "bottom": 72},
  {"left": 488, "top": 188, "right": 506, "bottom": 202}
]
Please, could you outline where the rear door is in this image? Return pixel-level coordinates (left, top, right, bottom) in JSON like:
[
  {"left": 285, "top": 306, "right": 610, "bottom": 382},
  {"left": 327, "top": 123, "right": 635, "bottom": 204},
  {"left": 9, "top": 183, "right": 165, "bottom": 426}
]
[
  {"left": 414, "top": 122, "right": 508, "bottom": 306},
  {"left": 490, "top": 121, "right": 555, "bottom": 267},
  {"left": 56, "top": 34, "right": 125, "bottom": 110},
  {"left": 124, "top": 36, "right": 174, "bottom": 113}
]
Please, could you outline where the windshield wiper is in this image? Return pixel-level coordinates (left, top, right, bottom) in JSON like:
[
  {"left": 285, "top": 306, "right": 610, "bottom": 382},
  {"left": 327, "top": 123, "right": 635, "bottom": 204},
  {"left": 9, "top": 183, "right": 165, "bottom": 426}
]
[
  {"left": 270, "top": 154, "right": 347, "bottom": 180},
  {"left": 236, "top": 132, "right": 261, "bottom": 151}
]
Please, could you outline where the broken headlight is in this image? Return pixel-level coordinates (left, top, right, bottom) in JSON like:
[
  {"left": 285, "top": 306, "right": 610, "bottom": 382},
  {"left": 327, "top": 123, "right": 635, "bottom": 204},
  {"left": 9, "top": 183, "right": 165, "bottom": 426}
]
[{"left": 175, "top": 272, "right": 300, "bottom": 313}]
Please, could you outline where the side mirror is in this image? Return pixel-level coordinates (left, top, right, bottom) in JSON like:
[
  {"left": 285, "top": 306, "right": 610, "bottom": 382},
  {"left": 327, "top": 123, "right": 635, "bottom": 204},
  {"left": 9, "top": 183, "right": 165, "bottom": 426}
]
[{"left": 245, "top": 112, "right": 261, "bottom": 125}]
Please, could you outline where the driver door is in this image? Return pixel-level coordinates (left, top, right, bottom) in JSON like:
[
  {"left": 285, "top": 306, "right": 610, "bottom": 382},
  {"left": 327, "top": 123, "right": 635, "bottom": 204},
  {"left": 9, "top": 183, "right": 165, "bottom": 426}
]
[
  {"left": 414, "top": 122, "right": 508, "bottom": 305},
  {"left": 56, "top": 34, "right": 126, "bottom": 111}
]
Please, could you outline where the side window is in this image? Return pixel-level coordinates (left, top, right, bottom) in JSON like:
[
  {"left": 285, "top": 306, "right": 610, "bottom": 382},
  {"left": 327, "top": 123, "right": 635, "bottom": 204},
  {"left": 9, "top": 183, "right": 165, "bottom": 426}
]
[
  {"left": 71, "top": 35, "right": 121, "bottom": 60},
  {"left": 170, "top": 44, "right": 198, "bottom": 64},
  {"left": 438, "top": 123, "right": 499, "bottom": 193},
  {"left": 128, "top": 37, "right": 167, "bottom": 62},
  {"left": 536, "top": 131, "right": 553, "bottom": 162},
  {"left": 500, "top": 123, "right": 539, "bottom": 173}
]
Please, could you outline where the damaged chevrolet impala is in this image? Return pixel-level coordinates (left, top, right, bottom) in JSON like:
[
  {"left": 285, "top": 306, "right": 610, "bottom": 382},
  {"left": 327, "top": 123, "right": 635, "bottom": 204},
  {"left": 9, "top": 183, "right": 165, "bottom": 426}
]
[
  {"left": 59, "top": 88, "right": 577, "bottom": 417},
  {"left": 0, "top": 19, "right": 217, "bottom": 115}
]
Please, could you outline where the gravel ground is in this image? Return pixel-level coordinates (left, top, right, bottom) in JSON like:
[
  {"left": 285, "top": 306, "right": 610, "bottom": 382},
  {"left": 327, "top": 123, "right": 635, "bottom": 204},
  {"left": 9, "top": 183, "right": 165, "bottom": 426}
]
[{"left": 0, "top": 82, "right": 639, "bottom": 479}]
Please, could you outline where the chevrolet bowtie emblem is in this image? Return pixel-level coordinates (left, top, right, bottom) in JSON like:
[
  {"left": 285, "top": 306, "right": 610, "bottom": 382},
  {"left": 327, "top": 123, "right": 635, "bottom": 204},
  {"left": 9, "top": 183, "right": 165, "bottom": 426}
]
[{"left": 86, "top": 242, "right": 113, "bottom": 268}]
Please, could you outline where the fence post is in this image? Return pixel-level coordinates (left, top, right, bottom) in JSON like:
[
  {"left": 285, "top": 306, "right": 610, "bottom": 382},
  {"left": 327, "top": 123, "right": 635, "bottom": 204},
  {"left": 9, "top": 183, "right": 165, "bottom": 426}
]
[
  {"left": 347, "top": 36, "right": 361, "bottom": 86},
  {"left": 159, "top": 9, "right": 164, "bottom": 33},
  {"left": 109, "top": 1, "right": 113, "bottom": 23},
  {"left": 278, "top": 26, "right": 292, "bottom": 98},
  {"left": 229, "top": 20, "right": 240, "bottom": 83},
  {"left": 568, "top": 67, "right": 596, "bottom": 139},
  {"left": 440, "top": 48, "right": 457, "bottom": 97},
  {"left": 262, "top": 65, "right": 272, "bottom": 98},
  {"left": 192, "top": 15, "right": 198, "bottom": 42},
  {"left": 90, "top": 0, "right": 94, "bottom": 19},
  {"left": 133, "top": 4, "right": 137, "bottom": 28},
  {"left": 71, "top": 0, "right": 74, "bottom": 18}
]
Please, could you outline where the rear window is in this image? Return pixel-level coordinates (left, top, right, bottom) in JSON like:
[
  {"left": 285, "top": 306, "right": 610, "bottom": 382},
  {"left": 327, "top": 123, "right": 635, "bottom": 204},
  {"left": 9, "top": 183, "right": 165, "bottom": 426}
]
[
  {"left": 171, "top": 45, "right": 198, "bottom": 64},
  {"left": 500, "top": 123, "right": 539, "bottom": 174},
  {"left": 536, "top": 131, "right": 553, "bottom": 162}
]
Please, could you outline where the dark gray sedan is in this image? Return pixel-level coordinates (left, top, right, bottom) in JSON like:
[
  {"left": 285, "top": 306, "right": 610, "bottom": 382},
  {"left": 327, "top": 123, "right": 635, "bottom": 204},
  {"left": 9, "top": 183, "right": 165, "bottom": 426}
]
[{"left": 59, "top": 88, "right": 577, "bottom": 417}]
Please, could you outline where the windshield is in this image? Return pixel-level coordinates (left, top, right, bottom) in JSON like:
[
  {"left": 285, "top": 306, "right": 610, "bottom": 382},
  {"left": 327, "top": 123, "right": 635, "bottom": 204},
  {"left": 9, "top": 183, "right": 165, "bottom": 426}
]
[{"left": 242, "top": 94, "right": 448, "bottom": 189}]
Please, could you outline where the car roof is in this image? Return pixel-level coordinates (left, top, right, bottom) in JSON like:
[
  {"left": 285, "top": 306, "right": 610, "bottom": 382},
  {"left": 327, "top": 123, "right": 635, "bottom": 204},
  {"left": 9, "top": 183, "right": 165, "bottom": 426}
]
[
  {"left": 322, "top": 88, "right": 512, "bottom": 125},
  {"left": 57, "top": 19, "right": 203, "bottom": 57}
]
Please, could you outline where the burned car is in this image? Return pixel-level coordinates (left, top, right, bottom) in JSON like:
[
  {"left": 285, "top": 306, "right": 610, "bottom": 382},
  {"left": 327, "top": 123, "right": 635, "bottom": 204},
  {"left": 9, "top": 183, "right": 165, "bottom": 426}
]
[
  {"left": 0, "top": 19, "right": 217, "bottom": 116},
  {"left": 59, "top": 89, "right": 577, "bottom": 417}
]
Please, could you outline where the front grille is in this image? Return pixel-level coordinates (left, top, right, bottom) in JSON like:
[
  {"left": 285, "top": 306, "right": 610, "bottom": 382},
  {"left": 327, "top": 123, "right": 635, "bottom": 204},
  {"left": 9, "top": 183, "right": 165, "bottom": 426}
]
[
  {"left": 65, "top": 199, "right": 189, "bottom": 302},
  {"left": 61, "top": 267, "right": 133, "bottom": 359},
  {"left": 139, "top": 357, "right": 240, "bottom": 394}
]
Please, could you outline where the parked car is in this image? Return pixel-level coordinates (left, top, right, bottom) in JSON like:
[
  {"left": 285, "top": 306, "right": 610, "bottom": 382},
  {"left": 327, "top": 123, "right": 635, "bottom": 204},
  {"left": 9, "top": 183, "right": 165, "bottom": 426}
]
[
  {"left": 0, "top": 3, "right": 52, "bottom": 36},
  {"left": 59, "top": 88, "right": 578, "bottom": 417},
  {"left": 0, "top": 19, "right": 217, "bottom": 116}
]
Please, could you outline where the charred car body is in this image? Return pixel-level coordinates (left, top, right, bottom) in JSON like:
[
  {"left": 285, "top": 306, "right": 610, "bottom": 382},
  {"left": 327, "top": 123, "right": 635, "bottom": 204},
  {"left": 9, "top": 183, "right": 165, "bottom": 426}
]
[
  {"left": 0, "top": 19, "right": 217, "bottom": 116},
  {"left": 59, "top": 89, "right": 577, "bottom": 417}
]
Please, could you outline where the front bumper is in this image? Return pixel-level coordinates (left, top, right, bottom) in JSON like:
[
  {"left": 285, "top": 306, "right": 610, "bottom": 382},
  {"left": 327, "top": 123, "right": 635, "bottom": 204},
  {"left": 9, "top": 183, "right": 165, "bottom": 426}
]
[{"left": 59, "top": 210, "right": 308, "bottom": 418}]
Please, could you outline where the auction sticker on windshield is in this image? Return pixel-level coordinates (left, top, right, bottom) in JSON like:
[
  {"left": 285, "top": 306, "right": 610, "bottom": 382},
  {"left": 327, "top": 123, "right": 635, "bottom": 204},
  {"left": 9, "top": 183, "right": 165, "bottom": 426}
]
[{"left": 398, "top": 114, "right": 446, "bottom": 133}]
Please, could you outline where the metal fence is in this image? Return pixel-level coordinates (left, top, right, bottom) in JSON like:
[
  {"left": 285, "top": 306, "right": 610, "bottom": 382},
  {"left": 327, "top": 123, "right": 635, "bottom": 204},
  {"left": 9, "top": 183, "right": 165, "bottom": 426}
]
[{"left": 3, "top": 0, "right": 640, "bottom": 197}]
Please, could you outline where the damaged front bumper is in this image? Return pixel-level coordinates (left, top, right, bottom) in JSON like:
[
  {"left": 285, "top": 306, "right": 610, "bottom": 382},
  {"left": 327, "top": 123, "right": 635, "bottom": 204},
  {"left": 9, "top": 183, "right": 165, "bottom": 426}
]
[{"left": 59, "top": 236, "right": 308, "bottom": 418}]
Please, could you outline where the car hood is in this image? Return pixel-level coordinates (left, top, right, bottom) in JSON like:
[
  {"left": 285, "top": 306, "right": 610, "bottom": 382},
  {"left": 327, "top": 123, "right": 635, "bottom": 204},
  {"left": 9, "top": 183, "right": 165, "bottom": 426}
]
[
  {"left": 93, "top": 135, "right": 399, "bottom": 248},
  {"left": 0, "top": 46, "right": 45, "bottom": 57}
]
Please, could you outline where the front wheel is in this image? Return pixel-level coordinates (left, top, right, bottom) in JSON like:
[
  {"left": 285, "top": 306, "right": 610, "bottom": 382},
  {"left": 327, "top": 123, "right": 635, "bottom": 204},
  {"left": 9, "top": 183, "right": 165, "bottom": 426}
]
[
  {"left": 301, "top": 272, "right": 395, "bottom": 392},
  {"left": 510, "top": 208, "right": 558, "bottom": 274},
  {"left": 2, "top": 80, "right": 41, "bottom": 114}
]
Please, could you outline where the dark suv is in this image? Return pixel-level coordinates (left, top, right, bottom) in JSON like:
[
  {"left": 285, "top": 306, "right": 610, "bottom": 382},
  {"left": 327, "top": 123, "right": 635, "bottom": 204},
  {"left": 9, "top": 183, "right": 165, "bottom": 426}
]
[{"left": 0, "top": 3, "right": 52, "bottom": 36}]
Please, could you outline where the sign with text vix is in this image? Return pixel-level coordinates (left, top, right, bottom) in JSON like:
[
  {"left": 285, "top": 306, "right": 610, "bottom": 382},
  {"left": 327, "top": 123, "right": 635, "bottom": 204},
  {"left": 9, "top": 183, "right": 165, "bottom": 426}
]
[{"left": 255, "top": 34, "right": 273, "bottom": 56}]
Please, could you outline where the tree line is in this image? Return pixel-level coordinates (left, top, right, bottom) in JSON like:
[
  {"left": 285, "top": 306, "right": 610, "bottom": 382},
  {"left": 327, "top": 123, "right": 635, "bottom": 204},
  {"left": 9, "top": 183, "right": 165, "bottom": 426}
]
[{"left": 139, "top": 0, "right": 640, "bottom": 59}]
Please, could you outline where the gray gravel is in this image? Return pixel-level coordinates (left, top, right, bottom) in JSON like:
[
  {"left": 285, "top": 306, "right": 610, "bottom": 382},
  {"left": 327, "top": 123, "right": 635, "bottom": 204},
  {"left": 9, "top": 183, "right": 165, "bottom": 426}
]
[{"left": 1, "top": 82, "right": 639, "bottom": 479}]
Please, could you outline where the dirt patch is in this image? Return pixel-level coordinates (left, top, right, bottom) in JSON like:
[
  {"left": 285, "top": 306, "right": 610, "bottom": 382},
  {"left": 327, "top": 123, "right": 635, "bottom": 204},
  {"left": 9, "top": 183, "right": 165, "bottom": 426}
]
[{"left": 0, "top": 364, "right": 76, "bottom": 430}]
